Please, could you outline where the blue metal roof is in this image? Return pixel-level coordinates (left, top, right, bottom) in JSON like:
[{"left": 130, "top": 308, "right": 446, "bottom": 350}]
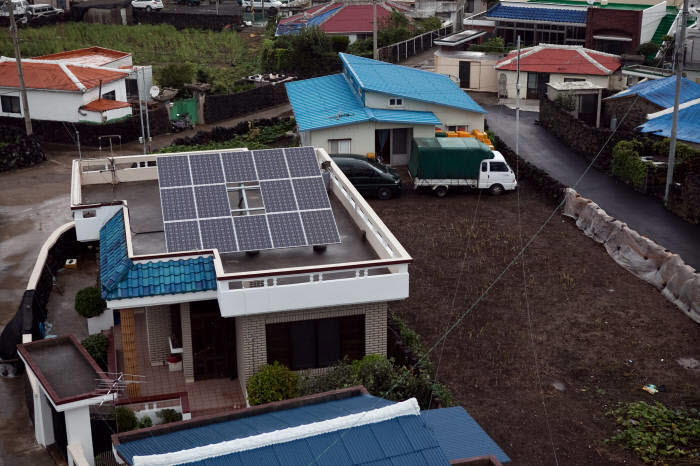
[
  {"left": 285, "top": 73, "right": 441, "bottom": 132},
  {"left": 99, "top": 211, "right": 217, "bottom": 301},
  {"left": 608, "top": 76, "right": 700, "bottom": 108},
  {"left": 485, "top": 3, "right": 587, "bottom": 24},
  {"left": 276, "top": 4, "right": 343, "bottom": 35},
  {"left": 638, "top": 100, "right": 700, "bottom": 144},
  {"left": 422, "top": 407, "right": 511, "bottom": 463},
  {"left": 340, "top": 53, "right": 486, "bottom": 114}
]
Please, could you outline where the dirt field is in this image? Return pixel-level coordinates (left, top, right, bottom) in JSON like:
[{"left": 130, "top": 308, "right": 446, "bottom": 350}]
[{"left": 369, "top": 178, "right": 700, "bottom": 465}]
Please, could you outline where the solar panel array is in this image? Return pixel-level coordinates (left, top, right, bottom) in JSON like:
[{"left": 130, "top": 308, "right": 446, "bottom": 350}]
[{"left": 156, "top": 147, "right": 341, "bottom": 254}]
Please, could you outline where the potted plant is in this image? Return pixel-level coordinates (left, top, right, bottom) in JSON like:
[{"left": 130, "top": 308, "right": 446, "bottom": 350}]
[
  {"left": 167, "top": 354, "right": 182, "bottom": 372},
  {"left": 75, "top": 286, "right": 113, "bottom": 335}
]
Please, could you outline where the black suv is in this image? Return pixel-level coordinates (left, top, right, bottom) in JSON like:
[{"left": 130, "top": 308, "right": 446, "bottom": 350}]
[{"left": 330, "top": 154, "right": 402, "bottom": 200}]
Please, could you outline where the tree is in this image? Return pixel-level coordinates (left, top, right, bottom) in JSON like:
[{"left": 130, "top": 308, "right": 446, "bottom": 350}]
[
  {"left": 81, "top": 333, "right": 109, "bottom": 371},
  {"left": 75, "top": 286, "right": 105, "bottom": 318},
  {"left": 260, "top": 27, "right": 340, "bottom": 78},
  {"left": 638, "top": 41, "right": 660, "bottom": 57},
  {"left": 155, "top": 63, "right": 195, "bottom": 92}
]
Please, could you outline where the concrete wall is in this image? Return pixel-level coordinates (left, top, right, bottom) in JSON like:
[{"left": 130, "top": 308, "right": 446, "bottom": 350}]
[
  {"left": 145, "top": 305, "right": 171, "bottom": 366},
  {"left": 499, "top": 70, "right": 622, "bottom": 98},
  {"left": 235, "top": 302, "right": 388, "bottom": 393},
  {"left": 640, "top": 1, "right": 667, "bottom": 44},
  {"left": 433, "top": 54, "right": 500, "bottom": 93}
]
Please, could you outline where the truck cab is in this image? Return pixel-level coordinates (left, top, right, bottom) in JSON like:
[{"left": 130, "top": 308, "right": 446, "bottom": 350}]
[{"left": 478, "top": 152, "right": 517, "bottom": 195}]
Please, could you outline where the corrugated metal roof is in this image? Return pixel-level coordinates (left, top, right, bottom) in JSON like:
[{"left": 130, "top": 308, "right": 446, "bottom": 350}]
[
  {"left": 422, "top": 406, "right": 511, "bottom": 463},
  {"left": 608, "top": 76, "right": 700, "bottom": 108},
  {"left": 276, "top": 2, "right": 408, "bottom": 35},
  {"left": 340, "top": 53, "right": 486, "bottom": 114},
  {"left": 486, "top": 3, "right": 587, "bottom": 24},
  {"left": 638, "top": 100, "right": 700, "bottom": 144},
  {"left": 285, "top": 73, "right": 441, "bottom": 131},
  {"left": 99, "top": 211, "right": 217, "bottom": 300}
]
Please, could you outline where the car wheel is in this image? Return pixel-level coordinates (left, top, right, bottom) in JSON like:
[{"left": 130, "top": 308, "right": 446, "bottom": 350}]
[
  {"left": 489, "top": 184, "right": 504, "bottom": 196},
  {"left": 146, "top": 5, "right": 152, "bottom": 11},
  {"left": 377, "top": 187, "right": 393, "bottom": 200},
  {"left": 434, "top": 186, "right": 448, "bottom": 198}
]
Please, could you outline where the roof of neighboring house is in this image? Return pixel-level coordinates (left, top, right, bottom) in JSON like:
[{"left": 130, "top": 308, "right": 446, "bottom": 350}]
[
  {"left": 638, "top": 98, "right": 700, "bottom": 144},
  {"left": 485, "top": 3, "right": 588, "bottom": 24},
  {"left": 32, "top": 46, "right": 131, "bottom": 67},
  {"left": 495, "top": 44, "right": 621, "bottom": 75},
  {"left": 82, "top": 99, "right": 131, "bottom": 112},
  {"left": 99, "top": 210, "right": 217, "bottom": 301},
  {"left": 527, "top": 0, "right": 653, "bottom": 10},
  {"left": 0, "top": 58, "right": 128, "bottom": 92},
  {"left": 113, "top": 388, "right": 511, "bottom": 465},
  {"left": 340, "top": 53, "right": 486, "bottom": 113},
  {"left": 285, "top": 73, "right": 441, "bottom": 132},
  {"left": 277, "top": 1, "right": 409, "bottom": 35},
  {"left": 606, "top": 76, "right": 700, "bottom": 108}
]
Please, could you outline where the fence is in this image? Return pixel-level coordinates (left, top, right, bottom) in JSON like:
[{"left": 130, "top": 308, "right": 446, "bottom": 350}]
[{"left": 377, "top": 25, "right": 454, "bottom": 63}]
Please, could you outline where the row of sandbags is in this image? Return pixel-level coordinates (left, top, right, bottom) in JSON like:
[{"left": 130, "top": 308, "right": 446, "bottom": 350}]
[{"left": 563, "top": 188, "right": 699, "bottom": 323}]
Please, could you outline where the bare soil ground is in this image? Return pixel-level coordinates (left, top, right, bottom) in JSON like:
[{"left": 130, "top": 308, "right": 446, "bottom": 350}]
[{"left": 368, "top": 178, "right": 700, "bottom": 466}]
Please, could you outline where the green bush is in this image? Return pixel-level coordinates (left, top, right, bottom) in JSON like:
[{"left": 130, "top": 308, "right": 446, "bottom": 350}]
[
  {"left": 652, "top": 138, "right": 699, "bottom": 164},
  {"left": 115, "top": 407, "right": 138, "bottom": 433},
  {"left": 606, "top": 401, "right": 700, "bottom": 464},
  {"left": 81, "top": 333, "right": 109, "bottom": 371},
  {"left": 157, "top": 408, "right": 183, "bottom": 424},
  {"left": 137, "top": 416, "right": 153, "bottom": 429},
  {"left": 75, "top": 286, "right": 106, "bottom": 318},
  {"left": 638, "top": 41, "right": 660, "bottom": 57},
  {"left": 470, "top": 37, "right": 506, "bottom": 53},
  {"left": 611, "top": 140, "right": 650, "bottom": 190},
  {"left": 247, "top": 362, "right": 299, "bottom": 406},
  {"left": 330, "top": 35, "right": 349, "bottom": 53},
  {"left": 156, "top": 63, "right": 195, "bottom": 92}
]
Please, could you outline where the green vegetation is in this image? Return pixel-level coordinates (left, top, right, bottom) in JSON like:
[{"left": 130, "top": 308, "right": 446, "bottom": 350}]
[
  {"left": 261, "top": 27, "right": 344, "bottom": 77},
  {"left": 554, "top": 92, "right": 577, "bottom": 112},
  {"left": 611, "top": 140, "right": 650, "bottom": 190},
  {"left": 469, "top": 37, "right": 509, "bottom": 53},
  {"left": 75, "top": 286, "right": 106, "bottom": 319},
  {"left": 81, "top": 333, "right": 109, "bottom": 371},
  {"left": 247, "top": 362, "right": 299, "bottom": 406},
  {"left": 348, "top": 13, "right": 443, "bottom": 57},
  {"left": 0, "top": 23, "right": 257, "bottom": 94},
  {"left": 638, "top": 41, "right": 660, "bottom": 58},
  {"left": 137, "top": 416, "right": 153, "bottom": 429},
  {"left": 115, "top": 407, "right": 138, "bottom": 433},
  {"left": 157, "top": 408, "right": 183, "bottom": 424},
  {"left": 606, "top": 401, "right": 700, "bottom": 464}
]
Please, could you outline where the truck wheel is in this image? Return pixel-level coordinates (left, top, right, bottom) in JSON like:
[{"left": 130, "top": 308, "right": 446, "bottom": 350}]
[
  {"left": 377, "top": 187, "right": 393, "bottom": 200},
  {"left": 489, "top": 184, "right": 504, "bottom": 196},
  {"left": 434, "top": 186, "right": 448, "bottom": 198}
]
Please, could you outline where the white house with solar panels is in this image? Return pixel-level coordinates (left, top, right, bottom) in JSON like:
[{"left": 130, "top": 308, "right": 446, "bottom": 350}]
[
  {"left": 285, "top": 53, "right": 486, "bottom": 166},
  {"left": 70, "top": 146, "right": 411, "bottom": 407}
]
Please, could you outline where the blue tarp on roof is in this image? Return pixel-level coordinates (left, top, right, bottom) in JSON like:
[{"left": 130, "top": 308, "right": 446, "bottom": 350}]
[
  {"left": 638, "top": 100, "right": 700, "bottom": 144},
  {"left": 485, "top": 3, "right": 587, "bottom": 24},
  {"left": 99, "top": 211, "right": 217, "bottom": 300},
  {"left": 608, "top": 76, "right": 700, "bottom": 108},
  {"left": 276, "top": 4, "right": 343, "bottom": 35},
  {"left": 285, "top": 73, "right": 441, "bottom": 131},
  {"left": 339, "top": 53, "right": 486, "bottom": 114},
  {"left": 422, "top": 406, "right": 511, "bottom": 463}
]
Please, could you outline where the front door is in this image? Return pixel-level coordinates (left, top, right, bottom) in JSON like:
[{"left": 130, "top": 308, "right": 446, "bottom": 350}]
[
  {"left": 191, "top": 300, "right": 237, "bottom": 380},
  {"left": 375, "top": 129, "right": 391, "bottom": 164},
  {"left": 459, "top": 61, "right": 470, "bottom": 88}
]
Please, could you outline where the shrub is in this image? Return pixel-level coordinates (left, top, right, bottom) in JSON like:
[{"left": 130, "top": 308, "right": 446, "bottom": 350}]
[
  {"left": 247, "top": 362, "right": 299, "bottom": 406},
  {"left": 470, "top": 37, "right": 506, "bottom": 53},
  {"left": 156, "top": 63, "right": 195, "bottom": 92},
  {"left": 81, "top": 333, "right": 109, "bottom": 371},
  {"left": 638, "top": 41, "right": 660, "bottom": 57},
  {"left": 554, "top": 92, "right": 577, "bottom": 112},
  {"left": 330, "top": 35, "right": 349, "bottom": 53},
  {"left": 137, "top": 416, "right": 153, "bottom": 429},
  {"left": 611, "top": 140, "right": 650, "bottom": 189},
  {"left": 75, "top": 286, "right": 106, "bottom": 318},
  {"left": 157, "top": 408, "right": 183, "bottom": 424},
  {"left": 115, "top": 407, "right": 138, "bottom": 433}
]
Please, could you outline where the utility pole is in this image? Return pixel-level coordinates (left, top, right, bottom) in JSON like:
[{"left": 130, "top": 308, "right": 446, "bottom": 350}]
[
  {"left": 664, "top": 0, "right": 689, "bottom": 205},
  {"left": 7, "top": 4, "right": 32, "bottom": 136},
  {"left": 140, "top": 68, "right": 151, "bottom": 153},
  {"left": 372, "top": 0, "right": 378, "bottom": 60},
  {"left": 136, "top": 67, "right": 147, "bottom": 155},
  {"left": 516, "top": 36, "right": 521, "bottom": 158}
]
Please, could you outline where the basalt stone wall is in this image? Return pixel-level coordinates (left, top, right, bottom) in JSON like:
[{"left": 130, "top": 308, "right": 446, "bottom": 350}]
[
  {"left": 170, "top": 117, "right": 287, "bottom": 146},
  {"left": 602, "top": 95, "right": 663, "bottom": 132},
  {"left": 0, "top": 126, "right": 46, "bottom": 172},
  {"left": 668, "top": 155, "right": 700, "bottom": 224},
  {"left": 203, "top": 84, "right": 289, "bottom": 124},
  {"left": 133, "top": 9, "right": 242, "bottom": 30}
]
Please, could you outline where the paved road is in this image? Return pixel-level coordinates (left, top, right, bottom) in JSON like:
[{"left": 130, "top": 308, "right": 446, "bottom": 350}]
[{"left": 484, "top": 104, "right": 700, "bottom": 270}]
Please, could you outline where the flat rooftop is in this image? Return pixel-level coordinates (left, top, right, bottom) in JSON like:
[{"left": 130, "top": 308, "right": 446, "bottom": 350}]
[{"left": 82, "top": 179, "right": 378, "bottom": 274}]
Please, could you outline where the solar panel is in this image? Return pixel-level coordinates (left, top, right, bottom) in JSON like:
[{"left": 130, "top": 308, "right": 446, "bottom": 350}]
[
  {"left": 301, "top": 209, "right": 340, "bottom": 245},
  {"left": 292, "top": 177, "right": 331, "bottom": 210},
  {"left": 160, "top": 187, "right": 197, "bottom": 221},
  {"left": 189, "top": 152, "right": 224, "bottom": 185},
  {"left": 260, "top": 180, "right": 298, "bottom": 213},
  {"left": 200, "top": 217, "right": 238, "bottom": 252},
  {"left": 267, "top": 212, "right": 306, "bottom": 248},
  {"left": 252, "top": 149, "right": 289, "bottom": 180},
  {"left": 157, "top": 155, "right": 191, "bottom": 187},
  {"left": 284, "top": 146, "right": 320, "bottom": 177},
  {"left": 222, "top": 151, "right": 257, "bottom": 183},
  {"left": 164, "top": 221, "right": 201, "bottom": 252},
  {"left": 195, "top": 184, "right": 230, "bottom": 219},
  {"left": 234, "top": 215, "right": 273, "bottom": 251}
]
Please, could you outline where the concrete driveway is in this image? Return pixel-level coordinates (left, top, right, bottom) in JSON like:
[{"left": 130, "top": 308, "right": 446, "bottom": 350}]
[{"left": 484, "top": 104, "right": 700, "bottom": 270}]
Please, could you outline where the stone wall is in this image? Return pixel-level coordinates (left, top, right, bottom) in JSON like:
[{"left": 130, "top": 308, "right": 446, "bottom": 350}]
[
  {"left": 203, "top": 84, "right": 289, "bottom": 124},
  {"left": 0, "top": 126, "right": 46, "bottom": 172},
  {"left": 668, "top": 155, "right": 700, "bottom": 224},
  {"left": 145, "top": 306, "right": 171, "bottom": 366},
  {"left": 602, "top": 95, "right": 663, "bottom": 132},
  {"left": 235, "top": 303, "right": 388, "bottom": 391},
  {"left": 133, "top": 8, "right": 242, "bottom": 30}
]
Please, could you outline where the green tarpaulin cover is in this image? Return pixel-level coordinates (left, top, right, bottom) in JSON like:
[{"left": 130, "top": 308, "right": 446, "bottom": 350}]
[{"left": 409, "top": 137, "right": 493, "bottom": 179}]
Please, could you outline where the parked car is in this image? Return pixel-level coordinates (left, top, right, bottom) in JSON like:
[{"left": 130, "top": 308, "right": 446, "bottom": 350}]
[
  {"left": 0, "top": 0, "right": 29, "bottom": 19},
  {"left": 330, "top": 154, "right": 402, "bottom": 200},
  {"left": 131, "top": 0, "right": 163, "bottom": 12},
  {"left": 26, "top": 4, "right": 63, "bottom": 18},
  {"left": 238, "top": 0, "right": 282, "bottom": 14}
]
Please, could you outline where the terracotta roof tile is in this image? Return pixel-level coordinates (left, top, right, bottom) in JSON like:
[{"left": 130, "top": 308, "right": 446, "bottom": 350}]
[
  {"left": 0, "top": 60, "right": 128, "bottom": 91},
  {"left": 33, "top": 46, "right": 130, "bottom": 66},
  {"left": 496, "top": 45, "right": 621, "bottom": 76},
  {"left": 82, "top": 99, "right": 131, "bottom": 112}
]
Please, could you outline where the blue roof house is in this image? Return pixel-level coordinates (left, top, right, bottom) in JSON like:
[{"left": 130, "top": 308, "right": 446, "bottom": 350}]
[
  {"left": 638, "top": 97, "right": 700, "bottom": 146},
  {"left": 285, "top": 53, "right": 485, "bottom": 165}
]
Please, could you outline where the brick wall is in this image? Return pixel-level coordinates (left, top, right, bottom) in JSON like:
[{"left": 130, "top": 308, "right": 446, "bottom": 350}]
[
  {"left": 235, "top": 303, "right": 388, "bottom": 391},
  {"left": 180, "top": 303, "right": 194, "bottom": 383},
  {"left": 145, "top": 306, "right": 171, "bottom": 367},
  {"left": 585, "top": 8, "right": 642, "bottom": 54}
]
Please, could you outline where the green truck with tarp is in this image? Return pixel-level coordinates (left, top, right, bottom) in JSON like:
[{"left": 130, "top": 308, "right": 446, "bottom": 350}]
[{"left": 409, "top": 137, "right": 517, "bottom": 196}]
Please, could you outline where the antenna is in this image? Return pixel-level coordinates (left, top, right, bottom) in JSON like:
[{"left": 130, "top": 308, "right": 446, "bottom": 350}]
[{"left": 96, "top": 372, "right": 146, "bottom": 406}]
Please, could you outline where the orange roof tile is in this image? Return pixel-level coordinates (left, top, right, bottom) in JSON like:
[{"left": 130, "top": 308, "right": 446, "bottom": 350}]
[
  {"left": 82, "top": 99, "right": 131, "bottom": 112},
  {"left": 0, "top": 60, "right": 128, "bottom": 91},
  {"left": 496, "top": 45, "right": 621, "bottom": 76},
  {"left": 33, "top": 46, "right": 130, "bottom": 66}
]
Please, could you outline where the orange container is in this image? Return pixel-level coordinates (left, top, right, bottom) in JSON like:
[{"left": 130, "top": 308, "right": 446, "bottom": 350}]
[
  {"left": 446, "top": 131, "right": 459, "bottom": 137},
  {"left": 456, "top": 131, "right": 471, "bottom": 137}
]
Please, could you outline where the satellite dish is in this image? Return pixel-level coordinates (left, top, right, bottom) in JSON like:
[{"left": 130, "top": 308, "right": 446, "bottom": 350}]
[{"left": 149, "top": 86, "right": 160, "bottom": 98}]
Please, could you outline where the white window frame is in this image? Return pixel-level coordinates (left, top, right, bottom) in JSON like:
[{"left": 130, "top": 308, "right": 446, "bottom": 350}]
[{"left": 328, "top": 138, "right": 351, "bottom": 153}]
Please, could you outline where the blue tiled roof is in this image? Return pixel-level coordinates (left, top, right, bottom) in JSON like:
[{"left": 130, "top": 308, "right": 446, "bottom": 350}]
[
  {"left": 99, "top": 211, "right": 217, "bottom": 301},
  {"left": 422, "top": 406, "right": 511, "bottom": 463},
  {"left": 638, "top": 100, "right": 700, "bottom": 144},
  {"left": 486, "top": 3, "right": 587, "bottom": 24},
  {"left": 340, "top": 53, "right": 486, "bottom": 114},
  {"left": 285, "top": 73, "right": 441, "bottom": 131},
  {"left": 608, "top": 76, "right": 700, "bottom": 108}
]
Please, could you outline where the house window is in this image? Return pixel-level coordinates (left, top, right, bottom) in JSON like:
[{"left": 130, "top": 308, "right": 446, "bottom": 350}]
[
  {"left": 265, "top": 315, "right": 365, "bottom": 370},
  {"left": 328, "top": 139, "right": 351, "bottom": 154},
  {"left": 389, "top": 98, "right": 403, "bottom": 107},
  {"left": 458, "top": 126, "right": 467, "bottom": 132},
  {"left": 227, "top": 182, "right": 265, "bottom": 216},
  {"left": 447, "top": 126, "right": 457, "bottom": 132},
  {"left": 1, "top": 95, "right": 20, "bottom": 114},
  {"left": 102, "top": 90, "right": 116, "bottom": 100},
  {"left": 82, "top": 210, "right": 97, "bottom": 218},
  {"left": 564, "top": 77, "right": 586, "bottom": 82}
]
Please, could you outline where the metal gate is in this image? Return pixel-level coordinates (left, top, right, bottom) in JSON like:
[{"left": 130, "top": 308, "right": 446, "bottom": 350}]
[{"left": 169, "top": 98, "right": 198, "bottom": 124}]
